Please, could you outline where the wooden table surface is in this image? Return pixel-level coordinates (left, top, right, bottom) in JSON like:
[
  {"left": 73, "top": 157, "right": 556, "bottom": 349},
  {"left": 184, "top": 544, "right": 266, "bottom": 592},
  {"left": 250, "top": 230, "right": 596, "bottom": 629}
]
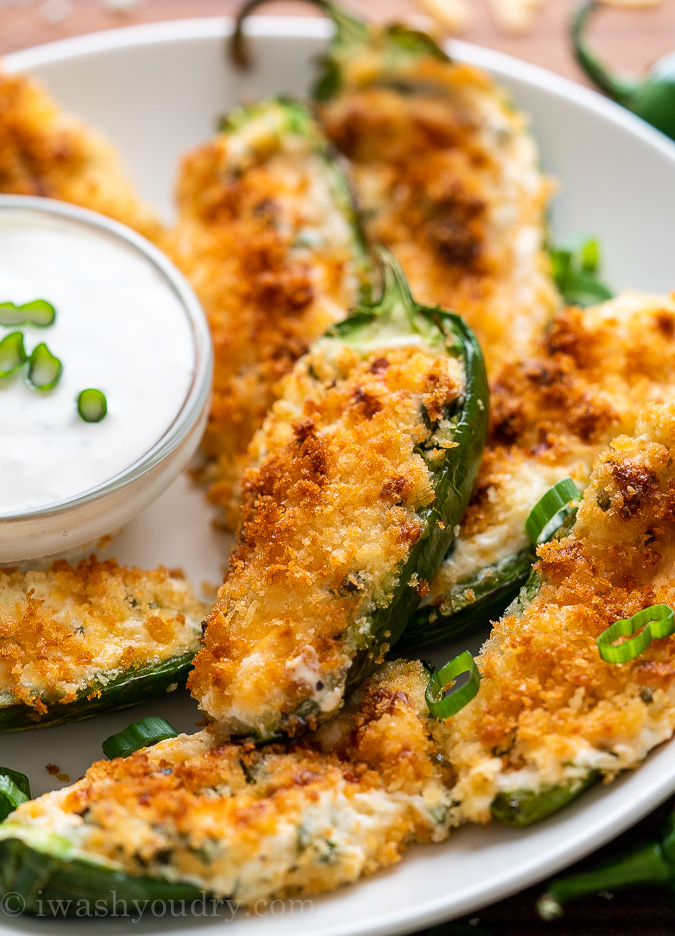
[{"left": 1, "top": 1, "right": 675, "bottom": 934}]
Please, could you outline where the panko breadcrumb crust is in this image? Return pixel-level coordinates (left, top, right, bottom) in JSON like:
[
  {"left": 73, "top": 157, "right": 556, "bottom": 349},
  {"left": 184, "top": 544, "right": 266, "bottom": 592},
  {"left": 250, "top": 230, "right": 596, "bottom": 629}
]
[
  {"left": 0, "top": 69, "right": 163, "bottom": 244},
  {"left": 0, "top": 558, "right": 205, "bottom": 716},
  {"left": 428, "top": 290, "right": 675, "bottom": 603},
  {"left": 7, "top": 661, "right": 453, "bottom": 903},
  {"left": 8, "top": 405, "right": 675, "bottom": 906},
  {"left": 319, "top": 58, "right": 559, "bottom": 373},
  {"left": 450, "top": 401, "right": 675, "bottom": 822},
  {"left": 188, "top": 340, "right": 463, "bottom": 738},
  {"left": 169, "top": 110, "right": 366, "bottom": 528}
]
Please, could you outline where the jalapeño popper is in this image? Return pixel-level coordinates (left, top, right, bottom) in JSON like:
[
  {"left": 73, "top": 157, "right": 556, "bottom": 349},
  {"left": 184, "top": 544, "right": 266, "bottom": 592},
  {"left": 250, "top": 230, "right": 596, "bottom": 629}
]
[
  {"left": 170, "top": 97, "right": 372, "bottom": 528},
  {"left": 188, "top": 248, "right": 488, "bottom": 741}
]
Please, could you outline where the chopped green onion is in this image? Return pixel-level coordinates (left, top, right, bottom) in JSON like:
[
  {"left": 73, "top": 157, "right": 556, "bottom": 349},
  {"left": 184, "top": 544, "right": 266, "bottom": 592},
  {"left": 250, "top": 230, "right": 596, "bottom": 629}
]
[
  {"left": 525, "top": 477, "right": 580, "bottom": 546},
  {"left": 580, "top": 238, "right": 599, "bottom": 272},
  {"left": 0, "top": 299, "right": 56, "bottom": 327},
  {"left": 426, "top": 651, "right": 481, "bottom": 718},
  {"left": 0, "top": 331, "right": 27, "bottom": 376},
  {"left": 77, "top": 388, "right": 107, "bottom": 423},
  {"left": 26, "top": 342, "right": 62, "bottom": 390},
  {"left": 18, "top": 299, "right": 56, "bottom": 327},
  {"left": 0, "top": 767, "right": 30, "bottom": 822},
  {"left": 102, "top": 716, "right": 178, "bottom": 759},
  {"left": 550, "top": 236, "right": 613, "bottom": 308},
  {"left": 0, "top": 302, "right": 23, "bottom": 327},
  {"left": 597, "top": 604, "right": 675, "bottom": 664}
]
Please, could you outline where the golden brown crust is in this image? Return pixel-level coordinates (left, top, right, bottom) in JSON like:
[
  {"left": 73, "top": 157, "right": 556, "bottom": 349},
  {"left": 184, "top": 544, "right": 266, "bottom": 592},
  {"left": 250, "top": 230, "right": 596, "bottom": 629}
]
[
  {"left": 169, "top": 119, "right": 364, "bottom": 528},
  {"left": 13, "top": 662, "right": 453, "bottom": 902},
  {"left": 0, "top": 69, "right": 162, "bottom": 243},
  {"left": 447, "top": 402, "right": 675, "bottom": 821},
  {"left": 430, "top": 291, "right": 675, "bottom": 598},
  {"left": 318, "top": 60, "right": 558, "bottom": 373},
  {"left": 0, "top": 557, "right": 205, "bottom": 712},
  {"left": 188, "top": 341, "right": 461, "bottom": 737}
]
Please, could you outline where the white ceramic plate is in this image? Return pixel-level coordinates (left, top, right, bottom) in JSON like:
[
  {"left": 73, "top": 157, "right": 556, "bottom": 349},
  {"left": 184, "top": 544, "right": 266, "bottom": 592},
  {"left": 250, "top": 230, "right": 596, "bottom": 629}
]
[{"left": 3, "top": 16, "right": 675, "bottom": 936}]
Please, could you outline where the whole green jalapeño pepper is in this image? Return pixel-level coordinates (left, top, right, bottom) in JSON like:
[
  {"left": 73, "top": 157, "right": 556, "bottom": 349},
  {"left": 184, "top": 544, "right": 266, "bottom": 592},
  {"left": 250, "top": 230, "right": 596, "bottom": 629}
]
[
  {"left": 538, "top": 808, "right": 675, "bottom": 919},
  {"left": 573, "top": 1, "right": 675, "bottom": 141}
]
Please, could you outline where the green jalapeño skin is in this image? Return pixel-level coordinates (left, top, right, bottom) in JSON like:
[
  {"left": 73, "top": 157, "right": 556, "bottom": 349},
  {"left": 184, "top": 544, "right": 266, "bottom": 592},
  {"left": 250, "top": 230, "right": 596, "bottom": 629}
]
[{"left": 538, "top": 810, "right": 675, "bottom": 920}]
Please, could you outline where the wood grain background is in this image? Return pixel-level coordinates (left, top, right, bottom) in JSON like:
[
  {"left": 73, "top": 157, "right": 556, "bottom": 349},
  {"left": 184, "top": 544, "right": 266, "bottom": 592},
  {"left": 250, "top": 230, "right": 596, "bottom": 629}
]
[{"left": 1, "top": 1, "right": 675, "bottom": 933}]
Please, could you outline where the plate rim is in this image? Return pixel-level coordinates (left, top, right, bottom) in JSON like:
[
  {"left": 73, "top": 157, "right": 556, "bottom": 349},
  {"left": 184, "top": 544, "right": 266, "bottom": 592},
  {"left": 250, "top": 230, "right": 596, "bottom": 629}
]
[{"left": 2, "top": 16, "right": 675, "bottom": 934}]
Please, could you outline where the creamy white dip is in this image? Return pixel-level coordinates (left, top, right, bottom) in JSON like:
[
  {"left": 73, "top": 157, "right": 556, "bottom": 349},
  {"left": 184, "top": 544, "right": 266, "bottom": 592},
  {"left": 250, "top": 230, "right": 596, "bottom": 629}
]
[{"left": 0, "top": 207, "right": 196, "bottom": 514}]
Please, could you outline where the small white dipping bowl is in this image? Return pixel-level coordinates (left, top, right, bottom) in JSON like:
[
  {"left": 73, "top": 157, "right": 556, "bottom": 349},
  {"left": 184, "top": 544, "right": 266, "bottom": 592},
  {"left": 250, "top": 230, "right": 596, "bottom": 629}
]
[{"left": 0, "top": 195, "right": 212, "bottom": 563}]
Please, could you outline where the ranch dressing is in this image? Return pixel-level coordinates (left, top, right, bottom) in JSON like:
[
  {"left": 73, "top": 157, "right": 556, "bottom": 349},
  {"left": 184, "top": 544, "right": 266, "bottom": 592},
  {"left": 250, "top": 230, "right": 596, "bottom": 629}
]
[{"left": 0, "top": 206, "right": 196, "bottom": 515}]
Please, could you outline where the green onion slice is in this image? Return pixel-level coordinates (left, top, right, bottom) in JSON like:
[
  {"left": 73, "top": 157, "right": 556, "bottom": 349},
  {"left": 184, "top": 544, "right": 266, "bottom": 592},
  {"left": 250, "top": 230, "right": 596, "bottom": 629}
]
[
  {"left": 18, "top": 299, "right": 57, "bottom": 327},
  {"left": 597, "top": 604, "right": 675, "bottom": 664},
  {"left": 426, "top": 651, "right": 481, "bottom": 718},
  {"left": 0, "top": 299, "right": 56, "bottom": 327},
  {"left": 0, "top": 331, "right": 27, "bottom": 376},
  {"left": 525, "top": 477, "right": 580, "bottom": 546},
  {"left": 580, "top": 238, "right": 599, "bottom": 273},
  {"left": 550, "top": 236, "right": 613, "bottom": 308},
  {"left": 102, "top": 716, "right": 178, "bottom": 759},
  {"left": 0, "top": 767, "right": 31, "bottom": 822},
  {"left": 0, "top": 302, "right": 24, "bottom": 327},
  {"left": 77, "top": 388, "right": 107, "bottom": 423},
  {"left": 26, "top": 342, "right": 62, "bottom": 390}
]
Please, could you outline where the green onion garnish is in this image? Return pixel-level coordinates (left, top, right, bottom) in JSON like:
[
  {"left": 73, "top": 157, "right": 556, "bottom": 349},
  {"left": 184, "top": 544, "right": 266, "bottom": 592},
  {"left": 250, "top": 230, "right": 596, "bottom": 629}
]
[
  {"left": 26, "top": 342, "right": 62, "bottom": 390},
  {"left": 426, "top": 651, "right": 481, "bottom": 718},
  {"left": 0, "top": 767, "right": 30, "bottom": 822},
  {"left": 0, "top": 331, "right": 27, "bottom": 376},
  {"left": 525, "top": 477, "right": 580, "bottom": 546},
  {"left": 0, "top": 299, "right": 56, "bottom": 327},
  {"left": 77, "top": 388, "right": 107, "bottom": 423},
  {"left": 0, "top": 302, "right": 23, "bottom": 327},
  {"left": 597, "top": 604, "right": 675, "bottom": 664},
  {"left": 550, "top": 236, "right": 613, "bottom": 308},
  {"left": 18, "top": 299, "right": 57, "bottom": 327},
  {"left": 102, "top": 717, "right": 178, "bottom": 759}
]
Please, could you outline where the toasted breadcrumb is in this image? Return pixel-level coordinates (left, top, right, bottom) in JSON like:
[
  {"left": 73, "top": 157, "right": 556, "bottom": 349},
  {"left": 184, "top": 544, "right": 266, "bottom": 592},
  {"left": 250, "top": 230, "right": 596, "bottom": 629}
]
[
  {"left": 188, "top": 341, "right": 463, "bottom": 739},
  {"left": 318, "top": 58, "right": 558, "bottom": 373},
  {"left": 169, "top": 103, "right": 367, "bottom": 528},
  {"left": 9, "top": 410, "right": 675, "bottom": 901},
  {"left": 429, "top": 291, "right": 675, "bottom": 603},
  {"left": 448, "top": 401, "right": 675, "bottom": 821},
  {"left": 0, "top": 68, "right": 163, "bottom": 244},
  {"left": 5, "top": 661, "right": 453, "bottom": 902},
  {"left": 0, "top": 558, "right": 205, "bottom": 716}
]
